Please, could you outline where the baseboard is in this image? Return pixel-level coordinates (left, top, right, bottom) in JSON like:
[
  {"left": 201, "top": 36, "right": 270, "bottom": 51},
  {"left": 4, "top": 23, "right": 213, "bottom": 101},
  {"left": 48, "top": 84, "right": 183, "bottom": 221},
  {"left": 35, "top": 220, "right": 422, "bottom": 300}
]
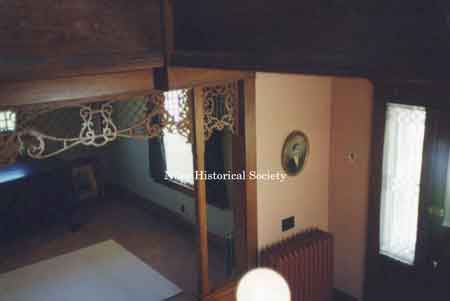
[
  {"left": 334, "top": 289, "right": 358, "bottom": 301},
  {"left": 106, "top": 184, "right": 227, "bottom": 249}
]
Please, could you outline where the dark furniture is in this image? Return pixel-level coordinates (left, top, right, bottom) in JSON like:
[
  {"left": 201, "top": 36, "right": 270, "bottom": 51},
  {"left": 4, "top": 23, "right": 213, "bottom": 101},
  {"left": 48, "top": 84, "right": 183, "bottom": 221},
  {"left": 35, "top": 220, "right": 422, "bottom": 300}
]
[{"left": 0, "top": 159, "right": 74, "bottom": 243}]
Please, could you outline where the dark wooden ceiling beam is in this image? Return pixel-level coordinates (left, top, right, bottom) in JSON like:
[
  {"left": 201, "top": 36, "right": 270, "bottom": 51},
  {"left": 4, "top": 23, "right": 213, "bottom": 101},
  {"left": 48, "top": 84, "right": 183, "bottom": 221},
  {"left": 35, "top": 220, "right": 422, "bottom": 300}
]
[
  {"left": 170, "top": 50, "right": 372, "bottom": 78},
  {"left": 170, "top": 0, "right": 450, "bottom": 80},
  {"left": 0, "top": 70, "right": 156, "bottom": 106},
  {"left": 155, "top": 66, "right": 254, "bottom": 90},
  {"left": 0, "top": 0, "right": 163, "bottom": 82},
  {"left": 154, "top": 0, "right": 175, "bottom": 90},
  {"left": 0, "top": 51, "right": 164, "bottom": 82}
]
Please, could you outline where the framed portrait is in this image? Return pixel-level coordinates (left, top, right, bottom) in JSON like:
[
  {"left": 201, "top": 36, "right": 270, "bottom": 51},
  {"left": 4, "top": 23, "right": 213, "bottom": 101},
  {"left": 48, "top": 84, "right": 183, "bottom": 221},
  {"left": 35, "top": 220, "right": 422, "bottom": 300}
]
[{"left": 281, "top": 131, "right": 309, "bottom": 176}]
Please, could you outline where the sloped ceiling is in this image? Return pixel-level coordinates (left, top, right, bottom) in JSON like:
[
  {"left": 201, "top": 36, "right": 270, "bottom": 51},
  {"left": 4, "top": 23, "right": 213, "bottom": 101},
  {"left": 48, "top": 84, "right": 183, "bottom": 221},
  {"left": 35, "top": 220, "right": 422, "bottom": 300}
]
[
  {"left": 0, "top": 0, "right": 164, "bottom": 81},
  {"left": 172, "top": 0, "right": 450, "bottom": 80}
]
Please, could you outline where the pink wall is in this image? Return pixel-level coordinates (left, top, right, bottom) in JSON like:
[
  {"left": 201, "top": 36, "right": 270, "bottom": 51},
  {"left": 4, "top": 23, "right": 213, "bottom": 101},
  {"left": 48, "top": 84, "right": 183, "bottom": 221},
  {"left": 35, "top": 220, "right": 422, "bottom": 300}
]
[
  {"left": 255, "top": 73, "right": 332, "bottom": 248},
  {"left": 329, "top": 77, "right": 373, "bottom": 299},
  {"left": 255, "top": 73, "right": 373, "bottom": 300}
]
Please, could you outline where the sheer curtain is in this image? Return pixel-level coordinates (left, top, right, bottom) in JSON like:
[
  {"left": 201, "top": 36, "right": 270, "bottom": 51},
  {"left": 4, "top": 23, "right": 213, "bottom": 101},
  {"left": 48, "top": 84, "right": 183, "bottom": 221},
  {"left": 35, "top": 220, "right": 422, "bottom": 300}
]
[{"left": 379, "top": 103, "right": 426, "bottom": 265}]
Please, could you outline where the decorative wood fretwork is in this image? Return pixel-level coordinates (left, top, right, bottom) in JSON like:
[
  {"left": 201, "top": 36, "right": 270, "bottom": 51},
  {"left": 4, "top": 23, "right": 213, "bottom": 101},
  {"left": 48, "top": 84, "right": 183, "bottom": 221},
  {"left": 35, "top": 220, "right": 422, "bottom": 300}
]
[
  {"left": 0, "top": 82, "right": 239, "bottom": 165},
  {"left": 203, "top": 82, "right": 239, "bottom": 140},
  {"left": 174, "top": 89, "right": 193, "bottom": 143},
  {"left": 15, "top": 95, "right": 177, "bottom": 160}
]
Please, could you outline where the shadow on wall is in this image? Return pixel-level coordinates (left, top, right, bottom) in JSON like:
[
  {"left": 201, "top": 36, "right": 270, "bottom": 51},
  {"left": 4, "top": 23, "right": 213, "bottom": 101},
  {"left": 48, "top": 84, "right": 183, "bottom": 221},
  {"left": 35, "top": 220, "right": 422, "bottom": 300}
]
[{"left": 103, "top": 138, "right": 233, "bottom": 238}]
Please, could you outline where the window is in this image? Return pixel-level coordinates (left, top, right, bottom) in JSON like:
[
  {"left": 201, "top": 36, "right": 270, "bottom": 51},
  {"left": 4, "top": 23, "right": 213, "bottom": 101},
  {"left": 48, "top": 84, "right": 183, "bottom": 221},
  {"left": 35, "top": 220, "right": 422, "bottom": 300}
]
[
  {"left": 0, "top": 110, "right": 16, "bottom": 132},
  {"left": 148, "top": 88, "right": 234, "bottom": 208},
  {"left": 149, "top": 89, "right": 194, "bottom": 191},
  {"left": 163, "top": 90, "right": 194, "bottom": 187},
  {"left": 379, "top": 103, "right": 426, "bottom": 265}
]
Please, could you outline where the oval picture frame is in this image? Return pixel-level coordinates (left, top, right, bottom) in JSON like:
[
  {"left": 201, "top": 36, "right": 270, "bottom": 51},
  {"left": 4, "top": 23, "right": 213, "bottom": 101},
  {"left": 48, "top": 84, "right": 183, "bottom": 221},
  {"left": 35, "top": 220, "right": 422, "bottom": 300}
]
[{"left": 281, "top": 131, "right": 309, "bottom": 176}]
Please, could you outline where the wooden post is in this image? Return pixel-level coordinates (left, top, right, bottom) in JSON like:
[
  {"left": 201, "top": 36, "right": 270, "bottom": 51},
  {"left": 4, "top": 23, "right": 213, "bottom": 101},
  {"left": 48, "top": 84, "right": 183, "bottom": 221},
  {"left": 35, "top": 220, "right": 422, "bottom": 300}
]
[
  {"left": 192, "top": 86, "right": 210, "bottom": 297},
  {"left": 154, "top": 0, "right": 174, "bottom": 90},
  {"left": 202, "top": 77, "right": 258, "bottom": 301},
  {"left": 231, "top": 95, "right": 247, "bottom": 274},
  {"left": 243, "top": 77, "right": 258, "bottom": 268}
]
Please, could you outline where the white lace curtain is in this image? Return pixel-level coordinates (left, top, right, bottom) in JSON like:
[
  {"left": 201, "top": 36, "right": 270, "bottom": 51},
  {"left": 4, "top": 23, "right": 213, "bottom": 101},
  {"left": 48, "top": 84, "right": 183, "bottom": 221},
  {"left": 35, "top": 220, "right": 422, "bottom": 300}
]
[{"left": 380, "top": 103, "right": 426, "bottom": 265}]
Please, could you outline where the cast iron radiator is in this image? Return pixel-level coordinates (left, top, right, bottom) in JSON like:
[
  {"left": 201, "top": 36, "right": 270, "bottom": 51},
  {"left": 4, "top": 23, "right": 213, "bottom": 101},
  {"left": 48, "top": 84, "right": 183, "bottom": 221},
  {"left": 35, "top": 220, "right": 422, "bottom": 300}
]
[{"left": 260, "top": 229, "right": 334, "bottom": 301}]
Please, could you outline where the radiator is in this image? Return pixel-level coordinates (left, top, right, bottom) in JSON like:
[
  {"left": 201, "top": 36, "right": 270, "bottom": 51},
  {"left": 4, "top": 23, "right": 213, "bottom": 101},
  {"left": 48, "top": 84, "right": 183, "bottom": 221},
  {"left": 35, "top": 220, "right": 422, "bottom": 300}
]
[{"left": 260, "top": 229, "right": 333, "bottom": 301}]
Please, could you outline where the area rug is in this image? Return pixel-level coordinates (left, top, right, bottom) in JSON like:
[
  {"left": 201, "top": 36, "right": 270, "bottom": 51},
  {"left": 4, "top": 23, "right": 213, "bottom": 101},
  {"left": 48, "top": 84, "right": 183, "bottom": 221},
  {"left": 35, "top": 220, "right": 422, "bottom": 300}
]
[{"left": 0, "top": 240, "right": 182, "bottom": 301}]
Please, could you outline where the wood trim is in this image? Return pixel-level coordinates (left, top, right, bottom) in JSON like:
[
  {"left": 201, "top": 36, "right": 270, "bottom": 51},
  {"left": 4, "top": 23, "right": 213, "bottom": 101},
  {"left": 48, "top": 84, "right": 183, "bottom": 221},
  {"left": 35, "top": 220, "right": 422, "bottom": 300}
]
[
  {"left": 363, "top": 91, "right": 386, "bottom": 301},
  {"left": 171, "top": 50, "right": 371, "bottom": 78},
  {"left": 243, "top": 77, "right": 258, "bottom": 268},
  {"left": 161, "top": 0, "right": 174, "bottom": 64},
  {"left": 231, "top": 85, "right": 247, "bottom": 274},
  {"left": 0, "top": 70, "right": 156, "bottom": 106},
  {"left": 363, "top": 86, "right": 450, "bottom": 300},
  {"left": 155, "top": 67, "right": 255, "bottom": 90},
  {"left": 414, "top": 110, "right": 440, "bottom": 268},
  {"left": 192, "top": 86, "right": 210, "bottom": 297},
  {"left": 0, "top": 51, "right": 164, "bottom": 83},
  {"left": 202, "top": 77, "right": 258, "bottom": 301},
  {"left": 371, "top": 81, "right": 450, "bottom": 110},
  {"left": 154, "top": 177, "right": 195, "bottom": 197},
  {"left": 203, "top": 281, "right": 237, "bottom": 301},
  {"left": 154, "top": 0, "right": 175, "bottom": 91}
]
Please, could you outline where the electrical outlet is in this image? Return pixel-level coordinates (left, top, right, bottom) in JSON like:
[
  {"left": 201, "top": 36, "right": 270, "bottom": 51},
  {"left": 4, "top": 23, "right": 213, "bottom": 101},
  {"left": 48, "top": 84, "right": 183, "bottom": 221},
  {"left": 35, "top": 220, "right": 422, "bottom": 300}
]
[{"left": 282, "top": 216, "right": 295, "bottom": 232}]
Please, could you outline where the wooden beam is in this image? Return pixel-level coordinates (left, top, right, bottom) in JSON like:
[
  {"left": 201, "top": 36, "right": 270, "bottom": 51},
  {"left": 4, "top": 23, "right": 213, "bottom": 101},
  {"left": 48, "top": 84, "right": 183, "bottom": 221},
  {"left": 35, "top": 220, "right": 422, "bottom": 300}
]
[
  {"left": 192, "top": 86, "right": 210, "bottom": 297},
  {"left": 156, "top": 1, "right": 254, "bottom": 91},
  {"left": 171, "top": 50, "right": 372, "bottom": 78},
  {"left": 161, "top": 0, "right": 175, "bottom": 63},
  {"left": 153, "top": 0, "right": 175, "bottom": 90},
  {"left": 0, "top": 0, "right": 163, "bottom": 81},
  {"left": 204, "top": 281, "right": 238, "bottom": 301},
  {"left": 243, "top": 77, "right": 258, "bottom": 269},
  {"left": 231, "top": 96, "right": 248, "bottom": 275},
  {"left": 156, "top": 67, "right": 254, "bottom": 90},
  {"left": 0, "top": 70, "right": 156, "bottom": 106},
  {"left": 202, "top": 78, "right": 258, "bottom": 301},
  {"left": 171, "top": 1, "right": 450, "bottom": 80},
  {"left": 0, "top": 51, "right": 164, "bottom": 82}
]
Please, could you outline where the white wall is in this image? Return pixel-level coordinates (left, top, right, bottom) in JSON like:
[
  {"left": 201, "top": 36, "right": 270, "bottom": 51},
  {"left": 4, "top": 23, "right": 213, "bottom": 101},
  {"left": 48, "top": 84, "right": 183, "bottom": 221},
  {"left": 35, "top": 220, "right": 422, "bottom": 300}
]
[
  {"left": 105, "top": 138, "right": 233, "bottom": 238},
  {"left": 255, "top": 73, "right": 332, "bottom": 248}
]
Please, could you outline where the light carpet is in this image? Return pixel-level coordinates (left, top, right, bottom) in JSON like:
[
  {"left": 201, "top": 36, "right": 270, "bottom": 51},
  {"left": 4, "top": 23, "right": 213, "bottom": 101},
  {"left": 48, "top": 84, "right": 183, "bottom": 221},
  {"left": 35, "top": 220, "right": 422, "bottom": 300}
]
[{"left": 0, "top": 240, "right": 182, "bottom": 301}]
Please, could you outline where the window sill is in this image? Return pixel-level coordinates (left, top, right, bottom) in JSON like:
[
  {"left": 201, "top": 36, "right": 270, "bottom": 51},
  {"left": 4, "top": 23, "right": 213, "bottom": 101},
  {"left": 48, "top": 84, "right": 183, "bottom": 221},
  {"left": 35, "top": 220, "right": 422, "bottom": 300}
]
[
  {"left": 0, "top": 130, "right": 16, "bottom": 134},
  {"left": 155, "top": 177, "right": 195, "bottom": 197}
]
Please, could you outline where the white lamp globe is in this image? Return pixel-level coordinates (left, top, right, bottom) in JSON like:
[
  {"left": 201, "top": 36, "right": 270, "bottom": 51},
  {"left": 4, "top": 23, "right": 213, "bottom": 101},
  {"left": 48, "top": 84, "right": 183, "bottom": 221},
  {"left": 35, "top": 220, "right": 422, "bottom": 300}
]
[{"left": 236, "top": 268, "right": 291, "bottom": 301}]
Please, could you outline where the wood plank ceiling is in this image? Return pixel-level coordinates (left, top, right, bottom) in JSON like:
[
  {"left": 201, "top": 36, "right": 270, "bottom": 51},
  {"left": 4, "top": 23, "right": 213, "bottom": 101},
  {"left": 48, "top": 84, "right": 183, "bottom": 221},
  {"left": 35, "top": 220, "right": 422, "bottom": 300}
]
[
  {"left": 0, "top": 0, "right": 164, "bottom": 82},
  {"left": 171, "top": 0, "right": 450, "bottom": 80},
  {"left": 1, "top": 0, "right": 450, "bottom": 105}
]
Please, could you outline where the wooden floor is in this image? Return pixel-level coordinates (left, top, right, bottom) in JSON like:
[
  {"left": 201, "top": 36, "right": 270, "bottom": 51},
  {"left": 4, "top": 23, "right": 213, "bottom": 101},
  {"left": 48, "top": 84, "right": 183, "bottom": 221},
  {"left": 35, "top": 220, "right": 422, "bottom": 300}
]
[{"left": 0, "top": 195, "right": 228, "bottom": 301}]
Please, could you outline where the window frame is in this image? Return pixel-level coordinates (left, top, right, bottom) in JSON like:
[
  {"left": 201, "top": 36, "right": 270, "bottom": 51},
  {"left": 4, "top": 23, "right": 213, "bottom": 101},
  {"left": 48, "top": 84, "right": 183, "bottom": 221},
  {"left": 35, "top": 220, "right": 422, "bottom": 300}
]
[
  {"left": 364, "top": 82, "right": 450, "bottom": 300},
  {"left": 149, "top": 90, "right": 195, "bottom": 197},
  {"left": 159, "top": 172, "right": 195, "bottom": 196},
  {"left": 158, "top": 133, "right": 195, "bottom": 196},
  {"left": 0, "top": 110, "right": 17, "bottom": 133}
]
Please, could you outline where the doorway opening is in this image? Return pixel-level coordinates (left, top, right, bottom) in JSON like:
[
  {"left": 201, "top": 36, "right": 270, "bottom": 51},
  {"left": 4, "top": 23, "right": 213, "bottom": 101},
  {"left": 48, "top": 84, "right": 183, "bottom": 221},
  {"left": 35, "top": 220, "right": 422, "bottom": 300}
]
[
  {"left": 0, "top": 79, "right": 252, "bottom": 301},
  {"left": 366, "top": 86, "right": 450, "bottom": 301}
]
